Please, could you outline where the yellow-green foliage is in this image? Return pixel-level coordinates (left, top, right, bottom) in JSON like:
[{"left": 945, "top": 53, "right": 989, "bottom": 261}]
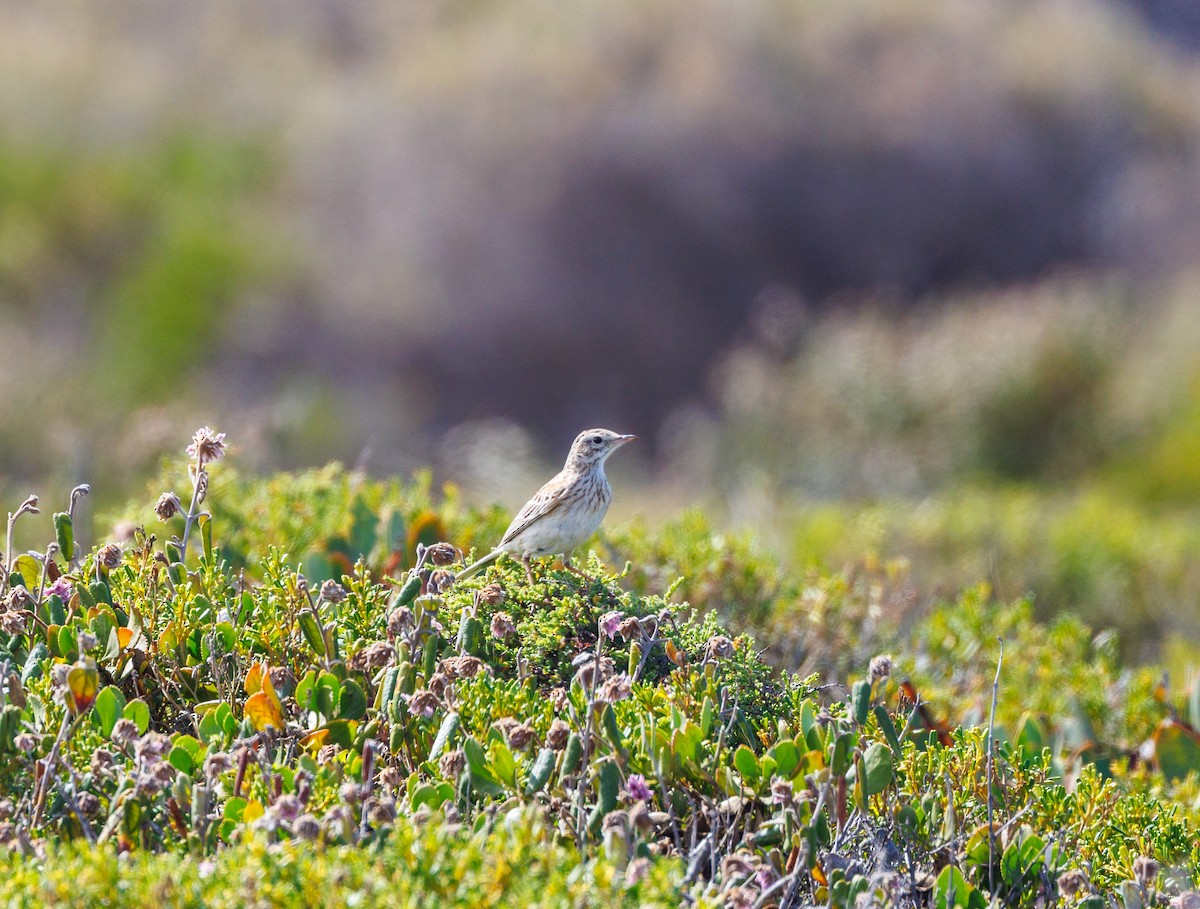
[
  {"left": 0, "top": 812, "right": 684, "bottom": 908},
  {"left": 2, "top": 456, "right": 1198, "bottom": 907}
]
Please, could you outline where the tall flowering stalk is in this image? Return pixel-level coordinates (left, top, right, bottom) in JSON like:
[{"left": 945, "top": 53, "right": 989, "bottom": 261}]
[{"left": 179, "top": 427, "right": 226, "bottom": 559}]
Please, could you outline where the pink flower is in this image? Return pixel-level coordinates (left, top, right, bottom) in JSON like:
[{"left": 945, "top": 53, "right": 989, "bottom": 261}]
[
  {"left": 625, "top": 773, "right": 652, "bottom": 802},
  {"left": 44, "top": 577, "right": 73, "bottom": 601},
  {"left": 599, "top": 611, "right": 625, "bottom": 639}
]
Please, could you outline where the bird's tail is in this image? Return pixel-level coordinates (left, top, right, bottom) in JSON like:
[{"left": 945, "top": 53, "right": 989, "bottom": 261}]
[{"left": 454, "top": 548, "right": 502, "bottom": 583}]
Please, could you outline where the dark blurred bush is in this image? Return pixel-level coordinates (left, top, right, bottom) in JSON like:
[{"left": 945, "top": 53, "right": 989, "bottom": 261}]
[{"left": 8, "top": 0, "right": 1200, "bottom": 464}]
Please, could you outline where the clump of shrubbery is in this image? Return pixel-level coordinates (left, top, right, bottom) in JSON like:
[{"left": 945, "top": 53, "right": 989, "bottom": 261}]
[{"left": 0, "top": 432, "right": 1196, "bottom": 906}]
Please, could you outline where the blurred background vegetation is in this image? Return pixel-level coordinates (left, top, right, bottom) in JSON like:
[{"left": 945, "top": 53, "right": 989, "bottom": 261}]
[{"left": 4, "top": 0, "right": 1200, "bottom": 660}]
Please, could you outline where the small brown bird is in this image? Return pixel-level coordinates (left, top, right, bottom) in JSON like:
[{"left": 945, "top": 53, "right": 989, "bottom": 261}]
[{"left": 456, "top": 428, "right": 636, "bottom": 581}]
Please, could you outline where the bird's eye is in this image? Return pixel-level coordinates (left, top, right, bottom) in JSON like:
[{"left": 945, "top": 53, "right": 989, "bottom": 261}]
[{"left": 591, "top": 435, "right": 603, "bottom": 445}]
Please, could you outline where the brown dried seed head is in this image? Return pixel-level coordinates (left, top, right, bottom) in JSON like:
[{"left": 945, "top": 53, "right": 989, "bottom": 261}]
[
  {"left": 546, "top": 719, "right": 571, "bottom": 750},
  {"left": 477, "top": 584, "right": 506, "bottom": 606},
  {"left": 427, "top": 570, "right": 455, "bottom": 594},
  {"left": 1133, "top": 856, "right": 1160, "bottom": 889},
  {"left": 319, "top": 579, "right": 347, "bottom": 603},
  {"left": 154, "top": 492, "right": 183, "bottom": 521},
  {"left": 707, "top": 635, "right": 734, "bottom": 660},
  {"left": 293, "top": 814, "right": 320, "bottom": 841},
  {"left": 97, "top": 543, "right": 123, "bottom": 570},
  {"left": 869, "top": 654, "right": 893, "bottom": 684},
  {"left": 0, "top": 611, "right": 27, "bottom": 636},
  {"left": 1057, "top": 870, "right": 1087, "bottom": 898},
  {"left": 506, "top": 723, "right": 535, "bottom": 750},
  {"left": 439, "top": 749, "right": 466, "bottom": 778},
  {"left": 424, "top": 543, "right": 460, "bottom": 567},
  {"left": 387, "top": 608, "right": 413, "bottom": 637}
]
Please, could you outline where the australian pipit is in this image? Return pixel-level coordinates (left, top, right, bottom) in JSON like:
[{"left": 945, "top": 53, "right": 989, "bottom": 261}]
[{"left": 456, "top": 428, "right": 636, "bottom": 581}]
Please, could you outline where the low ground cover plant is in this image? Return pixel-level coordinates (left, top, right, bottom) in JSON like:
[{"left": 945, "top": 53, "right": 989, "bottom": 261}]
[{"left": 0, "top": 430, "right": 1196, "bottom": 906}]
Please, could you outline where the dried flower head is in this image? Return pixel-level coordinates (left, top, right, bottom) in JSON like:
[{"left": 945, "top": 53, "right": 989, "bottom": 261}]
[
  {"left": 424, "top": 543, "right": 460, "bottom": 567},
  {"left": 377, "top": 766, "right": 404, "bottom": 790},
  {"left": 154, "top": 492, "right": 183, "bottom": 522},
  {"left": 720, "top": 852, "right": 757, "bottom": 880},
  {"left": 756, "top": 864, "right": 779, "bottom": 891},
  {"left": 477, "top": 584, "right": 506, "bottom": 606},
  {"left": 404, "top": 690, "right": 440, "bottom": 719},
  {"left": 546, "top": 719, "right": 571, "bottom": 750},
  {"left": 725, "top": 886, "right": 755, "bottom": 909},
  {"left": 505, "top": 723, "right": 535, "bottom": 751},
  {"left": 549, "top": 687, "right": 570, "bottom": 711},
  {"left": 1057, "top": 870, "right": 1087, "bottom": 898},
  {"left": 319, "top": 579, "right": 347, "bottom": 603},
  {"left": 6, "top": 586, "right": 32, "bottom": 610},
  {"left": 351, "top": 642, "right": 394, "bottom": 672},
  {"left": 427, "top": 672, "right": 450, "bottom": 698},
  {"left": 273, "top": 794, "right": 302, "bottom": 822},
  {"left": 96, "top": 543, "right": 123, "bottom": 571},
  {"left": 490, "top": 611, "right": 517, "bottom": 639},
  {"left": 76, "top": 792, "right": 100, "bottom": 818},
  {"left": 387, "top": 607, "right": 412, "bottom": 637},
  {"left": 573, "top": 655, "right": 614, "bottom": 689},
  {"left": 135, "top": 733, "right": 172, "bottom": 764},
  {"left": 13, "top": 733, "right": 38, "bottom": 754},
  {"left": 187, "top": 426, "right": 227, "bottom": 465},
  {"left": 367, "top": 797, "right": 397, "bottom": 825},
  {"left": 625, "top": 773, "right": 652, "bottom": 802},
  {"left": 204, "top": 751, "right": 235, "bottom": 778},
  {"left": 339, "top": 782, "right": 365, "bottom": 805},
  {"left": 602, "top": 809, "right": 630, "bottom": 835},
  {"left": 598, "top": 673, "right": 633, "bottom": 704},
  {"left": 91, "top": 749, "right": 117, "bottom": 778},
  {"left": 440, "top": 656, "right": 485, "bottom": 679},
  {"left": 439, "top": 749, "right": 467, "bottom": 779},
  {"left": 629, "top": 801, "right": 654, "bottom": 833},
  {"left": 427, "top": 570, "right": 455, "bottom": 595},
  {"left": 770, "top": 777, "right": 794, "bottom": 806},
  {"left": 292, "top": 813, "right": 320, "bottom": 841},
  {"left": 1133, "top": 856, "right": 1160, "bottom": 889},
  {"left": 50, "top": 662, "right": 71, "bottom": 691},
  {"left": 0, "top": 611, "right": 27, "bottom": 636},
  {"left": 706, "top": 635, "right": 734, "bottom": 660},
  {"left": 617, "top": 616, "right": 646, "bottom": 640},
  {"left": 869, "top": 654, "right": 893, "bottom": 685}
]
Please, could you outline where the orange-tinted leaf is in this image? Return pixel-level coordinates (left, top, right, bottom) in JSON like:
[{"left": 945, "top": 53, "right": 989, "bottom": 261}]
[
  {"left": 665, "top": 640, "right": 687, "bottom": 668},
  {"left": 406, "top": 511, "right": 446, "bottom": 556},
  {"left": 117, "top": 627, "right": 134, "bottom": 649},
  {"left": 245, "top": 691, "right": 284, "bottom": 732},
  {"left": 67, "top": 661, "right": 100, "bottom": 714},
  {"left": 245, "top": 662, "right": 265, "bottom": 696},
  {"left": 300, "top": 728, "right": 331, "bottom": 751}
]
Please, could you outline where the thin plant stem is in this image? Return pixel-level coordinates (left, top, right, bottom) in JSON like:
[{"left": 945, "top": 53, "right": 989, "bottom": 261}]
[
  {"left": 178, "top": 458, "right": 205, "bottom": 559},
  {"left": 987, "top": 638, "right": 1004, "bottom": 900}
]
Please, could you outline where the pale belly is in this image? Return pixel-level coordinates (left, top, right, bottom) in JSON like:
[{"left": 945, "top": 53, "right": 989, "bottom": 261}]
[{"left": 510, "top": 500, "right": 608, "bottom": 557}]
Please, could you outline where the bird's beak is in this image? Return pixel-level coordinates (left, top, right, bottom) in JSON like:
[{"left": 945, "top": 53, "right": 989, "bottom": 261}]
[{"left": 615, "top": 434, "right": 637, "bottom": 446}]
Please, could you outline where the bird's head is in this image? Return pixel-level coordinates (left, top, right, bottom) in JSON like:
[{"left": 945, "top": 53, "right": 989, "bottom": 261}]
[{"left": 565, "top": 428, "right": 637, "bottom": 470}]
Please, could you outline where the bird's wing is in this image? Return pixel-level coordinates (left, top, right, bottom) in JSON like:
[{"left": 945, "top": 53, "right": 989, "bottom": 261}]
[{"left": 499, "top": 474, "right": 570, "bottom": 548}]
